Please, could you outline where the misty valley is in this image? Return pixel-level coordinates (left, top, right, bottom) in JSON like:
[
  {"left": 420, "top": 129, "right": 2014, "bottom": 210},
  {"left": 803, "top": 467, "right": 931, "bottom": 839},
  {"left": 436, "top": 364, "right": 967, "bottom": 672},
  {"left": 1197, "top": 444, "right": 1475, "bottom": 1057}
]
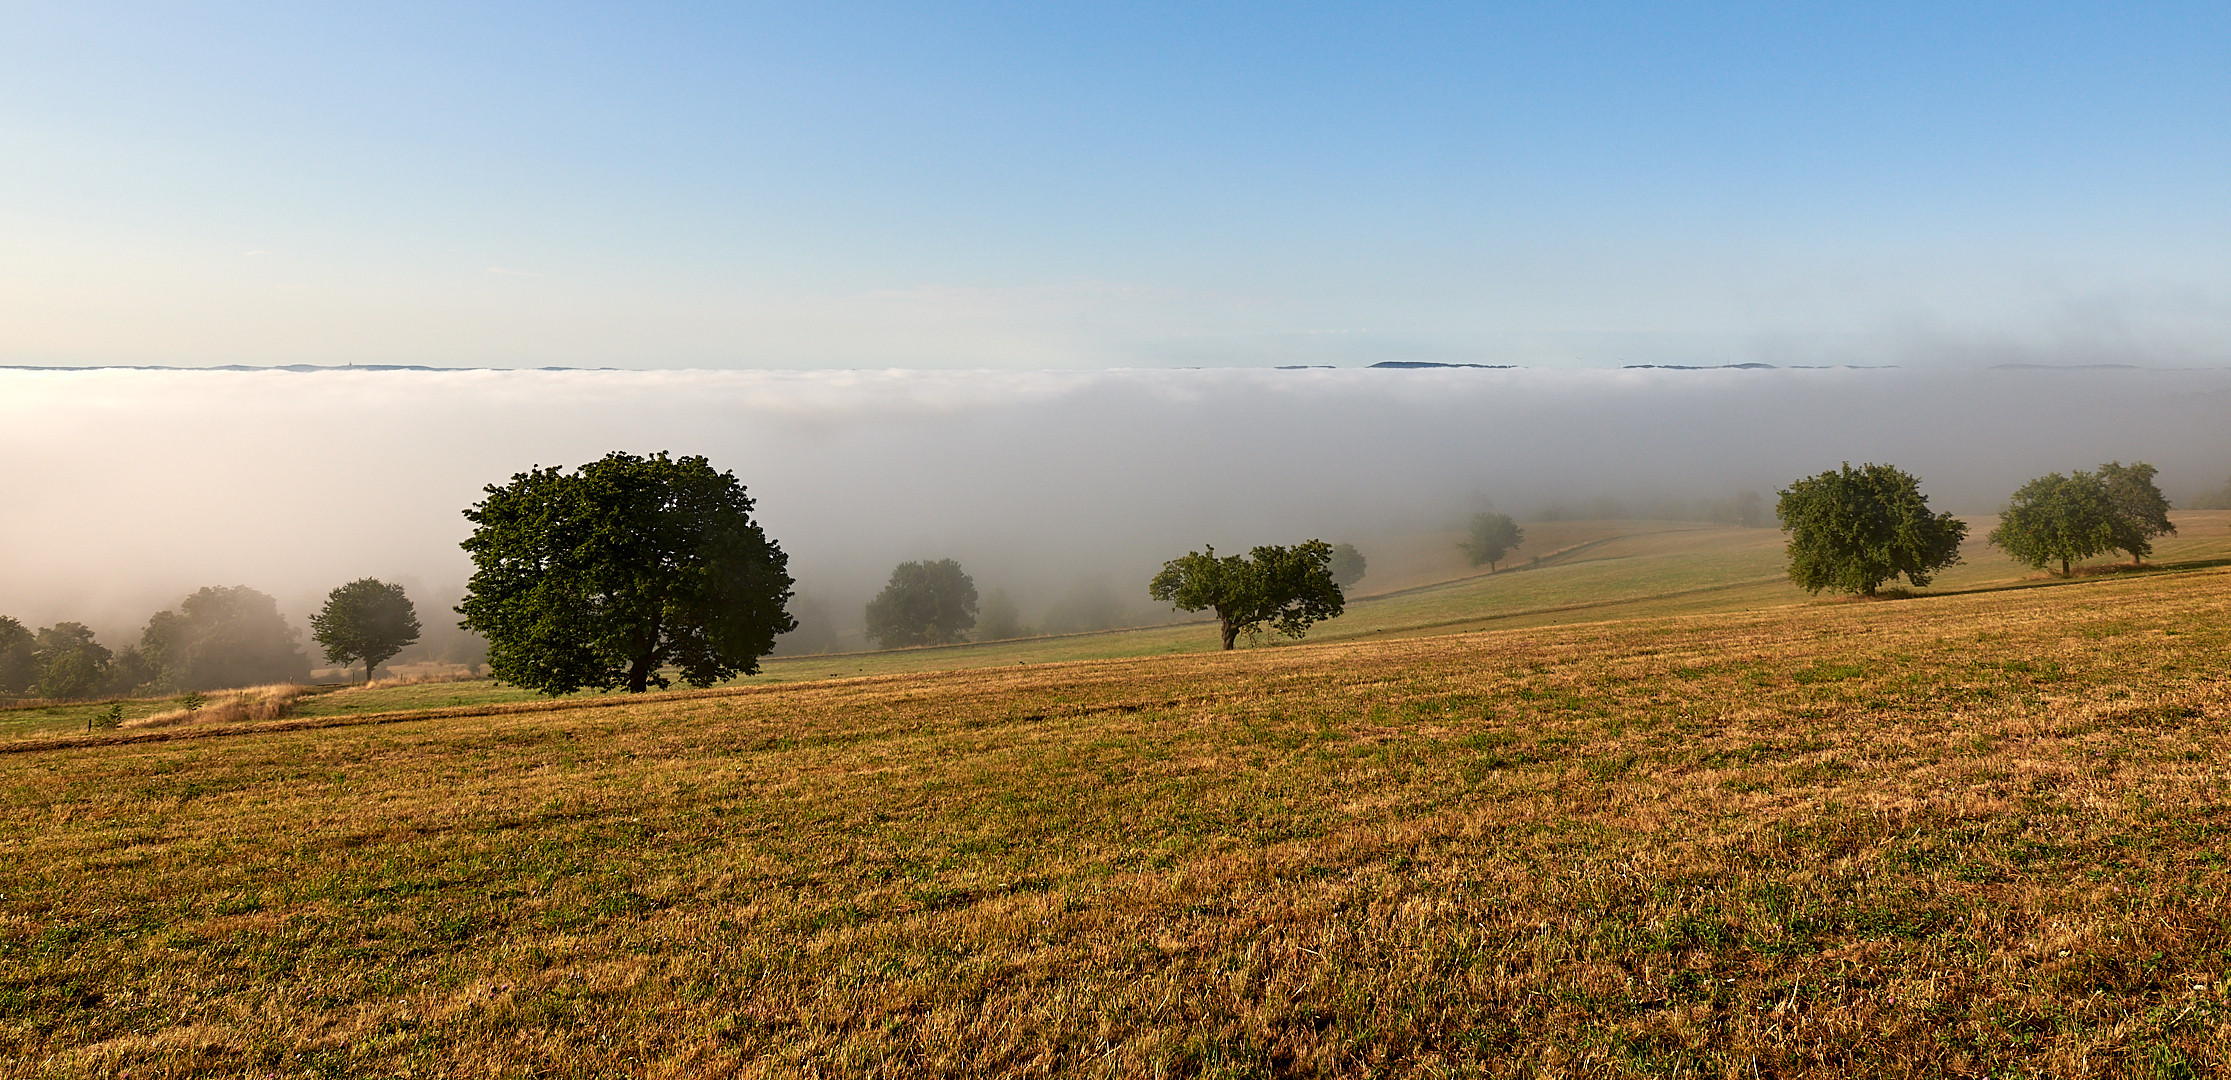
[{"left": 4, "top": 368, "right": 2231, "bottom": 1077}]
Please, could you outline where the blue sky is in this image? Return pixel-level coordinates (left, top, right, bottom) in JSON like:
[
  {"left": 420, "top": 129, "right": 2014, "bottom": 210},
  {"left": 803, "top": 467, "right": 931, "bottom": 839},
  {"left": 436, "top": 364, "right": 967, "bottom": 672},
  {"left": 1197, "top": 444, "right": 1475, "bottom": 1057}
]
[{"left": 4, "top": 2, "right": 2226, "bottom": 368}]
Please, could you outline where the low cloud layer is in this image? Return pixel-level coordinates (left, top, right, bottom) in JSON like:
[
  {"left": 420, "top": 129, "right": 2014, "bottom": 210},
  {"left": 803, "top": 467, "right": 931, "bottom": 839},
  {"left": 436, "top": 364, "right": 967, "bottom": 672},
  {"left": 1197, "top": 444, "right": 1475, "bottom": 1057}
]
[{"left": 4, "top": 365, "right": 2229, "bottom": 648}]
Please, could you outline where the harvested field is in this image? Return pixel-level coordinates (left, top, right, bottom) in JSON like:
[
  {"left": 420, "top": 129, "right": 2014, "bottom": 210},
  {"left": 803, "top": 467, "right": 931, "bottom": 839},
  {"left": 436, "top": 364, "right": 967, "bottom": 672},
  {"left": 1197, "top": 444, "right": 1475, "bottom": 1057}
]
[{"left": 3, "top": 561, "right": 2229, "bottom": 1076}]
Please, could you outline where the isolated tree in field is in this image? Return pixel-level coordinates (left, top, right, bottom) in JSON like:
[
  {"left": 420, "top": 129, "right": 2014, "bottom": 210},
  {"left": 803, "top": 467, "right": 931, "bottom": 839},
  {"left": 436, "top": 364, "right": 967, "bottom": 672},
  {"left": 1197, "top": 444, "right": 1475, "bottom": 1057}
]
[
  {"left": 1734, "top": 490, "right": 1765, "bottom": 528},
  {"left": 458, "top": 452, "right": 796, "bottom": 694},
  {"left": 2096, "top": 461, "right": 2176, "bottom": 564},
  {"left": 31, "top": 622, "right": 112, "bottom": 701},
  {"left": 0, "top": 617, "right": 35, "bottom": 696},
  {"left": 311, "top": 579, "right": 423, "bottom": 685},
  {"left": 975, "top": 588, "right": 1028, "bottom": 642},
  {"left": 1459, "top": 512, "right": 1524, "bottom": 571},
  {"left": 1329, "top": 543, "right": 1368, "bottom": 589},
  {"left": 1988, "top": 471, "right": 2118, "bottom": 577},
  {"left": 137, "top": 586, "right": 312, "bottom": 691},
  {"left": 864, "top": 559, "right": 978, "bottom": 648},
  {"left": 1149, "top": 541, "right": 1345, "bottom": 651},
  {"left": 1777, "top": 463, "right": 1968, "bottom": 596},
  {"left": 2191, "top": 474, "right": 2231, "bottom": 511}
]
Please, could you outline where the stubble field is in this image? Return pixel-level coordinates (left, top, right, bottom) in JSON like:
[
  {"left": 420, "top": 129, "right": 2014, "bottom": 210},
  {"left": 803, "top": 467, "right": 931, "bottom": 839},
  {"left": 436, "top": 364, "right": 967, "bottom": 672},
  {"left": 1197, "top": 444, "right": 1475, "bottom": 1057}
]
[{"left": 5, "top": 546, "right": 2231, "bottom": 1077}]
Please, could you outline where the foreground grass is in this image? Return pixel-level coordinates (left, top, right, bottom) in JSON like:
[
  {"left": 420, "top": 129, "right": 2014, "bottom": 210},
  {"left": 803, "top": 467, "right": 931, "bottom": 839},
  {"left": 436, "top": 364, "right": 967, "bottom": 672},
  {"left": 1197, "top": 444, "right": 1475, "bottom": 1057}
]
[{"left": 3, "top": 560, "right": 2229, "bottom": 1077}]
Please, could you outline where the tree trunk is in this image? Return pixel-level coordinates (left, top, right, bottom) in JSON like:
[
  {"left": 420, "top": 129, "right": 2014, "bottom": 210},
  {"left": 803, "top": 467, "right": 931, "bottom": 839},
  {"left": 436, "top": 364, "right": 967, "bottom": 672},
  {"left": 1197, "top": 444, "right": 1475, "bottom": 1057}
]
[
  {"left": 626, "top": 613, "right": 663, "bottom": 692},
  {"left": 2062, "top": 556, "right": 2072, "bottom": 576},
  {"left": 364, "top": 658, "right": 374, "bottom": 685},
  {"left": 1219, "top": 617, "right": 1238, "bottom": 651}
]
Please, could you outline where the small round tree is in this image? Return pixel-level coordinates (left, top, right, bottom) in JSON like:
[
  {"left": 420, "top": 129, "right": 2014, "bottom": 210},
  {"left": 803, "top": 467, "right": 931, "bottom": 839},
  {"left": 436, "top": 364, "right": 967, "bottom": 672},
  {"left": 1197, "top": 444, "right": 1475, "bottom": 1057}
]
[
  {"left": 864, "top": 559, "right": 979, "bottom": 648},
  {"left": 1149, "top": 540, "right": 1345, "bottom": 651},
  {"left": 1777, "top": 463, "right": 1968, "bottom": 596},
  {"left": 311, "top": 578, "right": 423, "bottom": 685},
  {"left": 2096, "top": 460, "right": 2176, "bottom": 564},
  {"left": 1459, "top": 512, "right": 1524, "bottom": 571},
  {"left": 1329, "top": 543, "right": 1368, "bottom": 590},
  {"left": 1988, "top": 471, "right": 2118, "bottom": 577}
]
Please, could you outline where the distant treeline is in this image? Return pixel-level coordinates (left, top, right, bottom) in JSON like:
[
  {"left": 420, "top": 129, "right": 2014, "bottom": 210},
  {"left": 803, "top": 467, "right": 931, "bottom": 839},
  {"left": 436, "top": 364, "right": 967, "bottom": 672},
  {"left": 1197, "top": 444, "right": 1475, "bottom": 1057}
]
[
  {"left": 1, "top": 585, "right": 485, "bottom": 702},
  {"left": 2188, "top": 475, "right": 2231, "bottom": 511},
  {"left": 1534, "top": 491, "right": 1768, "bottom": 527}
]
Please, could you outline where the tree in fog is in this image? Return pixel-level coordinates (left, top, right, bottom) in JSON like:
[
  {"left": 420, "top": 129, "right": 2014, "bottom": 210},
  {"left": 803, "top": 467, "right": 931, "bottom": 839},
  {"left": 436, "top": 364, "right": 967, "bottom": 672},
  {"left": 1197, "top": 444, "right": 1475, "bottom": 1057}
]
[
  {"left": 2096, "top": 461, "right": 2176, "bottom": 564},
  {"left": 864, "top": 559, "right": 978, "bottom": 648},
  {"left": 1044, "top": 578, "right": 1123, "bottom": 635},
  {"left": 975, "top": 588, "right": 1030, "bottom": 642},
  {"left": 1777, "top": 463, "right": 1967, "bottom": 596},
  {"left": 1988, "top": 471, "right": 2118, "bottom": 577},
  {"left": 459, "top": 452, "right": 796, "bottom": 694},
  {"left": 0, "top": 617, "right": 35, "bottom": 696},
  {"left": 31, "top": 623, "right": 112, "bottom": 700},
  {"left": 1736, "top": 490, "right": 1765, "bottom": 528},
  {"left": 108, "top": 646, "right": 161, "bottom": 697},
  {"left": 1329, "top": 543, "right": 1368, "bottom": 589},
  {"left": 2191, "top": 475, "right": 2231, "bottom": 511},
  {"left": 1704, "top": 490, "right": 1765, "bottom": 528},
  {"left": 1459, "top": 512, "right": 1524, "bottom": 571},
  {"left": 311, "top": 579, "right": 423, "bottom": 685},
  {"left": 769, "top": 594, "right": 845, "bottom": 656},
  {"left": 139, "top": 586, "right": 312, "bottom": 691},
  {"left": 1150, "top": 541, "right": 1344, "bottom": 651}
]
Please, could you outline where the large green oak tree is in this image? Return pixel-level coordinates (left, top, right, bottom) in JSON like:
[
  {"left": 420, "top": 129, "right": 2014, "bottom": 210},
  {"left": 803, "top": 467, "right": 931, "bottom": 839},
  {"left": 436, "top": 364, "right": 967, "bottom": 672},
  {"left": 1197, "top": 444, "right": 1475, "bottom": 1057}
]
[{"left": 458, "top": 452, "right": 795, "bottom": 694}]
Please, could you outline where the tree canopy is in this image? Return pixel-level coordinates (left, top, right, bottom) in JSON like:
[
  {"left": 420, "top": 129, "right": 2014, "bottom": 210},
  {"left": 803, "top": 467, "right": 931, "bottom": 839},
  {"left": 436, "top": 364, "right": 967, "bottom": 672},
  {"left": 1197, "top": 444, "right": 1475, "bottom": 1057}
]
[
  {"left": 458, "top": 451, "right": 796, "bottom": 694},
  {"left": 0, "top": 617, "right": 34, "bottom": 696},
  {"left": 2096, "top": 461, "right": 2176, "bottom": 564},
  {"left": 1459, "top": 512, "right": 1524, "bottom": 571},
  {"left": 1149, "top": 541, "right": 1345, "bottom": 651},
  {"left": 1988, "top": 472, "right": 2116, "bottom": 576},
  {"left": 2191, "top": 474, "right": 2231, "bottom": 512},
  {"left": 975, "top": 588, "right": 1029, "bottom": 642},
  {"left": 311, "top": 578, "right": 424, "bottom": 684},
  {"left": 1329, "top": 543, "right": 1368, "bottom": 589},
  {"left": 32, "top": 622, "right": 112, "bottom": 701},
  {"left": 138, "top": 586, "right": 312, "bottom": 692},
  {"left": 864, "top": 559, "right": 979, "bottom": 648},
  {"left": 1777, "top": 463, "right": 1968, "bottom": 596}
]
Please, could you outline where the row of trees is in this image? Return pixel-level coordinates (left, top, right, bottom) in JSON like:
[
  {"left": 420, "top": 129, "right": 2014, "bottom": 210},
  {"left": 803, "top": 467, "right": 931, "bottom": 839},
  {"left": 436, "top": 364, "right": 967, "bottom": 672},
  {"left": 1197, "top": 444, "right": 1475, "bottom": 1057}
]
[
  {"left": 857, "top": 541, "right": 1372, "bottom": 650},
  {"left": 1775, "top": 459, "right": 2181, "bottom": 596},
  {"left": 137, "top": 448, "right": 2185, "bottom": 698},
  {"left": 1, "top": 580, "right": 429, "bottom": 701},
  {"left": 24, "top": 446, "right": 2202, "bottom": 699},
  {"left": 0, "top": 587, "right": 311, "bottom": 700}
]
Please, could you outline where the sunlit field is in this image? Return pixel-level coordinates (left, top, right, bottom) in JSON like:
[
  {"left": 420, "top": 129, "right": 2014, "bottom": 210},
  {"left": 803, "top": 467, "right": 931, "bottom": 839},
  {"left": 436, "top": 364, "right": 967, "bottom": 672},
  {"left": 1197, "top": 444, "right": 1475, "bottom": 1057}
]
[{"left": 3, "top": 515, "right": 2229, "bottom": 1076}]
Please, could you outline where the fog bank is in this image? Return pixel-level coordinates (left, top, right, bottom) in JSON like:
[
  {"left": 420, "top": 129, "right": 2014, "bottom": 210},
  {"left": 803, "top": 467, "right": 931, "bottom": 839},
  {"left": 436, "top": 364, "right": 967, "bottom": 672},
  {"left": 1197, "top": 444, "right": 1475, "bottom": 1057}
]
[{"left": 4, "top": 366, "right": 2228, "bottom": 650}]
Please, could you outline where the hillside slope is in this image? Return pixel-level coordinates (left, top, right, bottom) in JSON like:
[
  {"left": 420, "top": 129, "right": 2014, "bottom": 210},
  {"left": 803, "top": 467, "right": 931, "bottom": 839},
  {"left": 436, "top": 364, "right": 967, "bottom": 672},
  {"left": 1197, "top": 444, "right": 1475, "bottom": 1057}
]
[{"left": 4, "top": 554, "right": 2229, "bottom": 1075}]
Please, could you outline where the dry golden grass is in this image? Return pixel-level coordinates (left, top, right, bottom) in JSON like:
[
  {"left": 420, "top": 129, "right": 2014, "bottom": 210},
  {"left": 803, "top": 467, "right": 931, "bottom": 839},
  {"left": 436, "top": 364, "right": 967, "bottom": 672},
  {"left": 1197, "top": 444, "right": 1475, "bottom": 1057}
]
[
  {"left": 124, "top": 684, "right": 311, "bottom": 730},
  {"left": 3, "top": 564, "right": 2229, "bottom": 1077}
]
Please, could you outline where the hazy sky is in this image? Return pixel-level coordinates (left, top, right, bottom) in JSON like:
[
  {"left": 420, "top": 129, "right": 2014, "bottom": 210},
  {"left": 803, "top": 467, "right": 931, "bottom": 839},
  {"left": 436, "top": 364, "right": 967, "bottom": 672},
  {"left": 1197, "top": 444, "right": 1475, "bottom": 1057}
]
[{"left": 5, "top": 3, "right": 2227, "bottom": 369}]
